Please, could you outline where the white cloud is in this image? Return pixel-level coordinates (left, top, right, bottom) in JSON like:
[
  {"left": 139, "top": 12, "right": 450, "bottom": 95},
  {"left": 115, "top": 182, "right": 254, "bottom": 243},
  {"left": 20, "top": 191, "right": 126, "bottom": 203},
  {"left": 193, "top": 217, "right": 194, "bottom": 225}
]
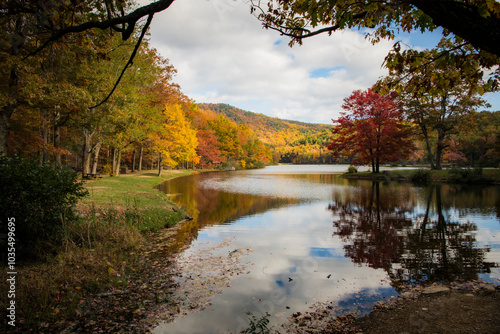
[{"left": 146, "top": 0, "right": 495, "bottom": 124}]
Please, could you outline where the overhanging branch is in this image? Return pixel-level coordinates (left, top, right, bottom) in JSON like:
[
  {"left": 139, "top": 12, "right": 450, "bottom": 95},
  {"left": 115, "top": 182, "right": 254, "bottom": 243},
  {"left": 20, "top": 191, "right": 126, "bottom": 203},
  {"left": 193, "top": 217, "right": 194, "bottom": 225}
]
[
  {"left": 26, "top": 0, "right": 175, "bottom": 57},
  {"left": 90, "top": 13, "right": 154, "bottom": 109}
]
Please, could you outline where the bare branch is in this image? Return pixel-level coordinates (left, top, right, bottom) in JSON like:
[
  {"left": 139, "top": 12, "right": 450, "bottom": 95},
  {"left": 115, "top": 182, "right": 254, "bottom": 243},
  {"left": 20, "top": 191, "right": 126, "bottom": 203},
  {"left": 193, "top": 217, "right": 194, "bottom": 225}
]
[
  {"left": 90, "top": 13, "right": 154, "bottom": 109},
  {"left": 26, "top": 0, "right": 174, "bottom": 57}
]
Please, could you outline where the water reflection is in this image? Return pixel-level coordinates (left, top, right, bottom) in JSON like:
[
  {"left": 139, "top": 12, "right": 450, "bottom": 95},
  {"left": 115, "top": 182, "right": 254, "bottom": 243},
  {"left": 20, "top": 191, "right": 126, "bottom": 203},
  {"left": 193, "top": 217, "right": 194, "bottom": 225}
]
[
  {"left": 158, "top": 171, "right": 344, "bottom": 227},
  {"left": 153, "top": 167, "right": 499, "bottom": 333},
  {"left": 329, "top": 182, "right": 496, "bottom": 285}
]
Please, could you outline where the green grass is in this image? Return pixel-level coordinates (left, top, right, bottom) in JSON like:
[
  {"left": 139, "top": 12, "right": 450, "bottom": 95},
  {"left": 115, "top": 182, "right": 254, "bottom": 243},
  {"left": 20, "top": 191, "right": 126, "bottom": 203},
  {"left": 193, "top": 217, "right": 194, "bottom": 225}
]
[
  {"left": 80, "top": 170, "right": 194, "bottom": 232},
  {"left": 0, "top": 169, "right": 202, "bottom": 332}
]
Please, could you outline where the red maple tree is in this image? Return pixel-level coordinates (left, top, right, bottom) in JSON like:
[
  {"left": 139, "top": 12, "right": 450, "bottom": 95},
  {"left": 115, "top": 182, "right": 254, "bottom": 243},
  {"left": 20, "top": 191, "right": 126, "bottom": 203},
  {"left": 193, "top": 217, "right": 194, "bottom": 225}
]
[{"left": 327, "top": 89, "right": 415, "bottom": 173}]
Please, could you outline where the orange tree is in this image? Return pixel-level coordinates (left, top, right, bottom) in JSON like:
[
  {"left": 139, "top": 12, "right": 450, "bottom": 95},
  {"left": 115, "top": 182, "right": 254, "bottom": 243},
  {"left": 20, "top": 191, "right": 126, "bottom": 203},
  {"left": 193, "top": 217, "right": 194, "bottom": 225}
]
[{"left": 327, "top": 89, "right": 415, "bottom": 173}]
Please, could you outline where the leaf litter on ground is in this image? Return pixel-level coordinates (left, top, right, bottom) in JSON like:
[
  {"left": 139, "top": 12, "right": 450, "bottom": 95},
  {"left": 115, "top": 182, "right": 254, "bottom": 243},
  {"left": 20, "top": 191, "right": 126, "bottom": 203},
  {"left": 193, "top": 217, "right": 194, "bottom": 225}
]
[{"left": 51, "top": 224, "right": 253, "bottom": 333}]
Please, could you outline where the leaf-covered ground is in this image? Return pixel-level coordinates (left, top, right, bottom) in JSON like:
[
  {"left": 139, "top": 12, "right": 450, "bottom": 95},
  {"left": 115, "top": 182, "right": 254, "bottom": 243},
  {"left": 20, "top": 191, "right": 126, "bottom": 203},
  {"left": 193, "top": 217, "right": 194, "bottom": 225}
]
[{"left": 47, "top": 223, "right": 254, "bottom": 333}]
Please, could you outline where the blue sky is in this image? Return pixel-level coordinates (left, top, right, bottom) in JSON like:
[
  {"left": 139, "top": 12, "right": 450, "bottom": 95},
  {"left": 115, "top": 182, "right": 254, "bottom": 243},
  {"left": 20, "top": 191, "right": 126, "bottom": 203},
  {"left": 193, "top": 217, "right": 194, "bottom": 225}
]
[{"left": 143, "top": 0, "right": 499, "bottom": 124}]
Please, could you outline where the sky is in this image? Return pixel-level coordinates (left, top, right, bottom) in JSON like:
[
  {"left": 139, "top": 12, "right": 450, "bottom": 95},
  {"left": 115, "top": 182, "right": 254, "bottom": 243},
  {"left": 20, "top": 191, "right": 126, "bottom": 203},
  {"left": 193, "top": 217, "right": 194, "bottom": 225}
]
[{"left": 141, "top": 0, "right": 500, "bottom": 124}]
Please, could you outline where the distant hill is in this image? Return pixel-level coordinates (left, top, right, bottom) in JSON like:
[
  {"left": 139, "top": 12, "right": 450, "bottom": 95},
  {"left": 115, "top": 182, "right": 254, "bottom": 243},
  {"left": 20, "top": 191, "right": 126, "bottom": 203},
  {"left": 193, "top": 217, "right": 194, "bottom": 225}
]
[
  {"left": 198, "top": 103, "right": 331, "bottom": 148},
  {"left": 197, "top": 103, "right": 335, "bottom": 164}
]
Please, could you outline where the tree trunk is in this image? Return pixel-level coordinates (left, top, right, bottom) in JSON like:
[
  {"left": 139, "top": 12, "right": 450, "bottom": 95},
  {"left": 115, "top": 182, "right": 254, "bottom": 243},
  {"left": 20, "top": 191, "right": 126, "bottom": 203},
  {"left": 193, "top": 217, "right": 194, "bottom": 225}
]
[
  {"left": 420, "top": 124, "right": 436, "bottom": 170},
  {"left": 0, "top": 61, "right": 20, "bottom": 155},
  {"left": 138, "top": 146, "right": 143, "bottom": 171},
  {"left": 435, "top": 127, "right": 446, "bottom": 170},
  {"left": 131, "top": 148, "right": 136, "bottom": 172},
  {"left": 53, "top": 110, "right": 61, "bottom": 166},
  {"left": 114, "top": 149, "right": 122, "bottom": 177},
  {"left": 91, "top": 140, "right": 101, "bottom": 174},
  {"left": 82, "top": 128, "right": 94, "bottom": 177},
  {"left": 40, "top": 108, "right": 49, "bottom": 164},
  {"left": 157, "top": 152, "right": 162, "bottom": 176},
  {"left": 369, "top": 148, "right": 375, "bottom": 173},
  {"left": 0, "top": 107, "right": 13, "bottom": 155},
  {"left": 111, "top": 147, "right": 117, "bottom": 175}
]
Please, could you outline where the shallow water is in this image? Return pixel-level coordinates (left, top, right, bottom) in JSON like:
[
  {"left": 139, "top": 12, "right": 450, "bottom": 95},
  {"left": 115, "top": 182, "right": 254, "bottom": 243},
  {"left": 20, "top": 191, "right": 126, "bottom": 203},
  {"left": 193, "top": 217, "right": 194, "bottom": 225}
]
[{"left": 154, "top": 165, "right": 500, "bottom": 333}]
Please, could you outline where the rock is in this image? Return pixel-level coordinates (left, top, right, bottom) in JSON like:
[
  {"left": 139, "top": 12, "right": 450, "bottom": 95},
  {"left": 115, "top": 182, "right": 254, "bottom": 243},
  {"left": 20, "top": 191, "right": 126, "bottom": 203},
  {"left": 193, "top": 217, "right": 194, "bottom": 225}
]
[
  {"left": 480, "top": 285, "right": 496, "bottom": 296},
  {"left": 421, "top": 284, "right": 450, "bottom": 295}
]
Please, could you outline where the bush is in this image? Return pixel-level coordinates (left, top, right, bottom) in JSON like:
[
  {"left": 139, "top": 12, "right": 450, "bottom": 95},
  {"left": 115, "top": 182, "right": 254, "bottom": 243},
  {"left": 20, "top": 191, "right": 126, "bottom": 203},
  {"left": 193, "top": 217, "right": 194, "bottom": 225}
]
[
  {"left": 0, "top": 156, "right": 88, "bottom": 260},
  {"left": 102, "top": 164, "right": 113, "bottom": 176},
  {"left": 411, "top": 169, "right": 431, "bottom": 184},
  {"left": 448, "top": 167, "right": 487, "bottom": 183},
  {"left": 220, "top": 161, "right": 236, "bottom": 171},
  {"left": 241, "top": 312, "right": 278, "bottom": 334},
  {"left": 347, "top": 165, "right": 358, "bottom": 174}
]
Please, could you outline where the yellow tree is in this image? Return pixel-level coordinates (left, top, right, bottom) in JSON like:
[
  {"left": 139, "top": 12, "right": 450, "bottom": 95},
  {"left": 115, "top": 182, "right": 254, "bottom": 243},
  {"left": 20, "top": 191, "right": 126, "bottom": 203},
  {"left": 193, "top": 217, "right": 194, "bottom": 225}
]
[{"left": 152, "top": 104, "right": 199, "bottom": 175}]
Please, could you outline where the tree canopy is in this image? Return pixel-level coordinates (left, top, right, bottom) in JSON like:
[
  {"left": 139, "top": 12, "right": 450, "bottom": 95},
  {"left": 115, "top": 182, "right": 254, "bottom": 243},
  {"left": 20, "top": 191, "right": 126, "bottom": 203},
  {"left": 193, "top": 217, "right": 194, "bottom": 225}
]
[
  {"left": 378, "top": 40, "right": 489, "bottom": 169},
  {"left": 327, "top": 89, "right": 415, "bottom": 173},
  {"left": 250, "top": 0, "right": 500, "bottom": 56}
]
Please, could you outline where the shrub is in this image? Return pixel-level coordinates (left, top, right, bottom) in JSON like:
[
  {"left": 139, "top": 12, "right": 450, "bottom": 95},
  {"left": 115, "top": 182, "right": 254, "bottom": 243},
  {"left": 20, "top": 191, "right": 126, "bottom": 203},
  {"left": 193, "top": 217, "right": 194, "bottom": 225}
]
[
  {"left": 347, "top": 165, "right": 358, "bottom": 174},
  {"left": 220, "top": 161, "right": 236, "bottom": 171},
  {"left": 102, "top": 164, "right": 113, "bottom": 176},
  {"left": 411, "top": 169, "right": 431, "bottom": 184},
  {"left": 448, "top": 167, "right": 487, "bottom": 183},
  {"left": 0, "top": 156, "right": 88, "bottom": 260},
  {"left": 241, "top": 312, "right": 278, "bottom": 334}
]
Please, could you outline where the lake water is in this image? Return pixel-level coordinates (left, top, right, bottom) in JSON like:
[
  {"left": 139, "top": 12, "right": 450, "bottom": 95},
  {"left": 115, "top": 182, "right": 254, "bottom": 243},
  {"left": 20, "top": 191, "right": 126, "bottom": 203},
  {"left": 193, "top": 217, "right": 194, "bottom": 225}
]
[{"left": 153, "top": 165, "right": 500, "bottom": 333}]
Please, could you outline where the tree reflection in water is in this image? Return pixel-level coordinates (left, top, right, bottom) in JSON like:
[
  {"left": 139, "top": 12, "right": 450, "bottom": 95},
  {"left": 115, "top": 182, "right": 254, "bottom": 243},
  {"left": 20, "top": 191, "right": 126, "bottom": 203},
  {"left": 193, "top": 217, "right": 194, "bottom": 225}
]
[{"left": 328, "top": 182, "right": 494, "bottom": 286}]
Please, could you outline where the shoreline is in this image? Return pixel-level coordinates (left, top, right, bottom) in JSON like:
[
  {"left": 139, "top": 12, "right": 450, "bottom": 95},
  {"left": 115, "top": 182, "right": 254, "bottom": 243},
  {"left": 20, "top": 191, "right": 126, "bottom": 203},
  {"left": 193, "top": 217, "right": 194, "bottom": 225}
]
[
  {"left": 283, "top": 280, "right": 500, "bottom": 333},
  {"left": 342, "top": 168, "right": 500, "bottom": 185},
  {"left": 0, "top": 169, "right": 205, "bottom": 333}
]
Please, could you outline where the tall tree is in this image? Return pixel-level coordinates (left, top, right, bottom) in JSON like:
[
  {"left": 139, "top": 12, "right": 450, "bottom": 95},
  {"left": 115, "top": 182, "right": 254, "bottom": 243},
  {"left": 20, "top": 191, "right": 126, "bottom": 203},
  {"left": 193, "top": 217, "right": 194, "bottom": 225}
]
[
  {"left": 151, "top": 104, "right": 199, "bottom": 176},
  {"left": 379, "top": 40, "right": 489, "bottom": 169},
  {"left": 0, "top": 0, "right": 165, "bottom": 154},
  {"left": 327, "top": 89, "right": 414, "bottom": 173}
]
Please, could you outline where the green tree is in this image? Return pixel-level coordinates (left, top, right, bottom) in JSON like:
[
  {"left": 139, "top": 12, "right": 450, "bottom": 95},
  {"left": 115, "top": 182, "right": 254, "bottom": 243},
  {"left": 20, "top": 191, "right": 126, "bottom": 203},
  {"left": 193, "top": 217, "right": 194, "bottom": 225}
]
[
  {"left": 455, "top": 111, "right": 500, "bottom": 167},
  {"left": 379, "top": 41, "right": 489, "bottom": 170}
]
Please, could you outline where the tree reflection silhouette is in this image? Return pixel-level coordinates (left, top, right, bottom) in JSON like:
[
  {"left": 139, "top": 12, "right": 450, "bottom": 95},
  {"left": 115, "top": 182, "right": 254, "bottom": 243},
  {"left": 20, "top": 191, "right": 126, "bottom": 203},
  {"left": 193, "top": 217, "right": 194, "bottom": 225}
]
[{"left": 329, "top": 182, "right": 493, "bottom": 285}]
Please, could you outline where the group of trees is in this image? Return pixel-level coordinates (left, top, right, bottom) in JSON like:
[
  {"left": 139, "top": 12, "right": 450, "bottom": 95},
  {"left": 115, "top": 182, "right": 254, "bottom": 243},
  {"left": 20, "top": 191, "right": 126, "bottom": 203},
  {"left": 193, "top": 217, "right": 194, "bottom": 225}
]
[
  {"left": 2, "top": 0, "right": 500, "bottom": 173},
  {"left": 200, "top": 103, "right": 337, "bottom": 164},
  {"left": 327, "top": 38, "right": 499, "bottom": 171},
  {"left": 248, "top": 0, "right": 500, "bottom": 171},
  {"left": 311, "top": 8, "right": 499, "bottom": 171},
  {"left": 0, "top": 1, "right": 272, "bottom": 174},
  {"left": 327, "top": 86, "right": 500, "bottom": 171}
]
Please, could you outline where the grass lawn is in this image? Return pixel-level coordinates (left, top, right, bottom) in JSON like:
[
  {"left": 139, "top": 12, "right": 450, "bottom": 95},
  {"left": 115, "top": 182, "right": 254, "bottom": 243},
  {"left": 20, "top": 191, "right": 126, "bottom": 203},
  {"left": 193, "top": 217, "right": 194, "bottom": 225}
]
[{"left": 80, "top": 170, "right": 195, "bottom": 232}]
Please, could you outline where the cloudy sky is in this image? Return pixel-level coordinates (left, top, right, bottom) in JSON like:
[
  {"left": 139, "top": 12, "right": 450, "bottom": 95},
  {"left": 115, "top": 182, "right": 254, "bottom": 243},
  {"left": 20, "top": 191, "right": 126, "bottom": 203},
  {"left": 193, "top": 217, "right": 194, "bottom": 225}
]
[{"left": 141, "top": 0, "right": 499, "bottom": 124}]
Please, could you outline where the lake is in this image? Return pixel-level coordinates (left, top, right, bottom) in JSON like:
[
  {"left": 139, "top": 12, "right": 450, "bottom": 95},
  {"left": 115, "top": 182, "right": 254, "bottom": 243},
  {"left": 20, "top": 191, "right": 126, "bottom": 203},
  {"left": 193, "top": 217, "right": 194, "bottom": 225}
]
[{"left": 153, "top": 165, "right": 500, "bottom": 333}]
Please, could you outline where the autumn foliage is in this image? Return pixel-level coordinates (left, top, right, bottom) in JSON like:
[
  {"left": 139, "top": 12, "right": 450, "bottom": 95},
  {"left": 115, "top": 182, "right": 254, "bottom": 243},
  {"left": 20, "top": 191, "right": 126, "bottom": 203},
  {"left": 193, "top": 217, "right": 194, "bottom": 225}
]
[{"left": 327, "top": 89, "right": 415, "bottom": 173}]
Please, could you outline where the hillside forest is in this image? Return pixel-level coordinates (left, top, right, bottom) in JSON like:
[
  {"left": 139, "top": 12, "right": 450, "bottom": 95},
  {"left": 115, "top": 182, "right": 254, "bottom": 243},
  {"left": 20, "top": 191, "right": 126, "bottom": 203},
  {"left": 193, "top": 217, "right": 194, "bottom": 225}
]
[{"left": 2, "top": 17, "right": 499, "bottom": 172}]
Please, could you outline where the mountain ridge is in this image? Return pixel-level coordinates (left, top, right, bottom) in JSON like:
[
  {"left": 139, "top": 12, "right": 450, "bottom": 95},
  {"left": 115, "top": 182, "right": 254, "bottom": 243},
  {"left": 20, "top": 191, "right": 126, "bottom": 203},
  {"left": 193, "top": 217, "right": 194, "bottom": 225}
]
[
  {"left": 197, "top": 103, "right": 331, "bottom": 147},
  {"left": 197, "top": 103, "right": 335, "bottom": 164}
]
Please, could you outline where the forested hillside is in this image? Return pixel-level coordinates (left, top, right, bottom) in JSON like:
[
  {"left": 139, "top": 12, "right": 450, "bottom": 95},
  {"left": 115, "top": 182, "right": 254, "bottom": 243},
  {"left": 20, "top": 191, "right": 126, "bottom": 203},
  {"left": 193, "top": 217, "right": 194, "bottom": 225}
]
[{"left": 198, "top": 103, "right": 335, "bottom": 164}]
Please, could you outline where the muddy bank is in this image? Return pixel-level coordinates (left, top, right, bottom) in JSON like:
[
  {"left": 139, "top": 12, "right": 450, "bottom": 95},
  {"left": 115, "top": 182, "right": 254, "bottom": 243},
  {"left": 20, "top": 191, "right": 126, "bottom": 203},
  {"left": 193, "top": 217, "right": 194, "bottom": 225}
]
[{"left": 284, "top": 281, "right": 500, "bottom": 334}]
